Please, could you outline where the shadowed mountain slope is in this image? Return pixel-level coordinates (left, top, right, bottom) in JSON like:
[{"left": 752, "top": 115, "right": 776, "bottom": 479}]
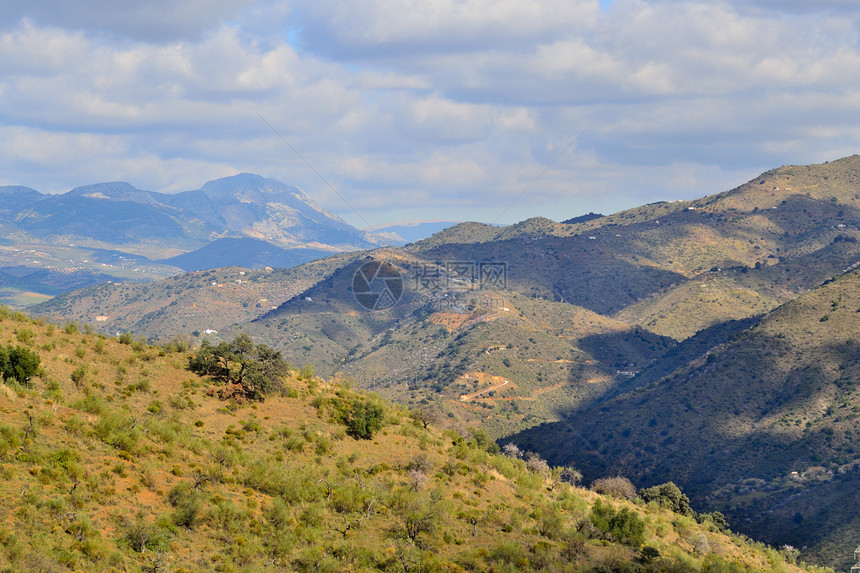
[{"left": 505, "top": 267, "right": 860, "bottom": 570}]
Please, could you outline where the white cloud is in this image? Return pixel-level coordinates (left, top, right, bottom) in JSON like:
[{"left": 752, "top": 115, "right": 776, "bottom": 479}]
[{"left": 0, "top": 0, "right": 859, "bottom": 225}]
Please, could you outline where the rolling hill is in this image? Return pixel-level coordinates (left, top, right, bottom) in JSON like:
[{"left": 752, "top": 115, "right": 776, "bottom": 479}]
[
  {"left": 29, "top": 253, "right": 363, "bottom": 343},
  {"left": 158, "top": 237, "right": 333, "bottom": 272},
  {"left": 0, "top": 308, "right": 825, "bottom": 572},
  {"left": 237, "top": 258, "right": 678, "bottom": 438}
]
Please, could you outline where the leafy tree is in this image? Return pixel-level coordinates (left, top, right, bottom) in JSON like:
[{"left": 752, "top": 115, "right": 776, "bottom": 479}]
[
  {"left": 0, "top": 344, "right": 41, "bottom": 386},
  {"left": 187, "top": 334, "right": 289, "bottom": 401},
  {"left": 345, "top": 398, "right": 384, "bottom": 439},
  {"left": 639, "top": 481, "right": 695, "bottom": 517},
  {"left": 469, "top": 427, "right": 500, "bottom": 454}
]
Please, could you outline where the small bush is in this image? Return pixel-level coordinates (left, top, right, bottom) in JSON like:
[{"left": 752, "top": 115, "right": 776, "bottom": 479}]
[
  {"left": 121, "top": 515, "right": 170, "bottom": 553},
  {"left": 591, "top": 476, "right": 637, "bottom": 499},
  {"left": 343, "top": 398, "right": 385, "bottom": 440},
  {"left": 70, "top": 365, "right": 87, "bottom": 388},
  {"left": 15, "top": 328, "right": 35, "bottom": 345},
  {"left": 168, "top": 483, "right": 205, "bottom": 528}
]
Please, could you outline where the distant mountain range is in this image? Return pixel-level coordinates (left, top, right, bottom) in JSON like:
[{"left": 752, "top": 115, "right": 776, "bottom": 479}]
[
  {"left": 1, "top": 174, "right": 386, "bottom": 253},
  {"left": 0, "top": 173, "right": 394, "bottom": 299}
]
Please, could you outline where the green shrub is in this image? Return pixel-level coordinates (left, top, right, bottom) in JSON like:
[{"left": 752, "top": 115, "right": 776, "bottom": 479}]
[
  {"left": 94, "top": 411, "right": 142, "bottom": 452},
  {"left": 15, "top": 328, "right": 35, "bottom": 345},
  {"left": 345, "top": 398, "right": 384, "bottom": 439},
  {"left": 70, "top": 365, "right": 87, "bottom": 387},
  {"left": 698, "top": 511, "right": 731, "bottom": 532},
  {"left": 0, "top": 423, "right": 22, "bottom": 458},
  {"left": 168, "top": 483, "right": 205, "bottom": 528},
  {"left": 487, "top": 541, "right": 528, "bottom": 566},
  {"left": 469, "top": 428, "right": 500, "bottom": 454},
  {"left": 121, "top": 515, "right": 171, "bottom": 552},
  {"left": 72, "top": 394, "right": 107, "bottom": 415},
  {"left": 590, "top": 499, "right": 645, "bottom": 546},
  {"left": 0, "top": 344, "right": 41, "bottom": 386}
]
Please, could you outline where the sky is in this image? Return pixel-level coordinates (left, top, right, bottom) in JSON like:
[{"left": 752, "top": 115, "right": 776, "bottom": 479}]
[{"left": 1, "top": 0, "right": 859, "bottom": 228}]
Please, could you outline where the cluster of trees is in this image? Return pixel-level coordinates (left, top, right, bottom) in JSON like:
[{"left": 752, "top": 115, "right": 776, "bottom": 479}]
[
  {"left": 639, "top": 481, "right": 730, "bottom": 530},
  {"left": 188, "top": 334, "right": 289, "bottom": 402},
  {"left": 0, "top": 343, "right": 41, "bottom": 386}
]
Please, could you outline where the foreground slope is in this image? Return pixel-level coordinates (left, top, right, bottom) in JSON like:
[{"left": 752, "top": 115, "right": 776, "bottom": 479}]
[
  {"left": 0, "top": 310, "right": 824, "bottom": 572},
  {"left": 507, "top": 267, "right": 860, "bottom": 570}
]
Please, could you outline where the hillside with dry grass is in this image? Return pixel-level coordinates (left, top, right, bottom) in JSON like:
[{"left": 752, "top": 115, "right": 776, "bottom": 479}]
[{"left": 0, "top": 308, "right": 828, "bottom": 572}]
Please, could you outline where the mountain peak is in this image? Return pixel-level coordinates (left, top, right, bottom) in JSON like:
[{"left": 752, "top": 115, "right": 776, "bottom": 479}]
[
  {"left": 199, "top": 173, "right": 312, "bottom": 203},
  {"left": 65, "top": 182, "right": 162, "bottom": 204}
]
